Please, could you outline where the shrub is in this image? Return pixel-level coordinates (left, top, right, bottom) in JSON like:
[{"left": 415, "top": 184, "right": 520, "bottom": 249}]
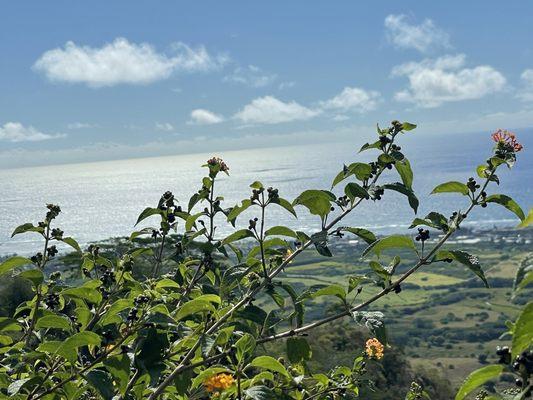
[{"left": 0, "top": 123, "right": 527, "bottom": 399}]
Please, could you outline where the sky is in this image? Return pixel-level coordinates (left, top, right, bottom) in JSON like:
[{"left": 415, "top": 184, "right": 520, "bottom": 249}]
[{"left": 1, "top": 1, "right": 533, "bottom": 168}]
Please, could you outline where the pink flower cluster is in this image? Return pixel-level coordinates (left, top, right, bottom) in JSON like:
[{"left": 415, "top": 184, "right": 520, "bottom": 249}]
[{"left": 491, "top": 129, "right": 523, "bottom": 152}]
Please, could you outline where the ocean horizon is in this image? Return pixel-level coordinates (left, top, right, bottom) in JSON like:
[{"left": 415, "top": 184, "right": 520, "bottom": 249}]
[{"left": 1, "top": 129, "right": 531, "bottom": 256}]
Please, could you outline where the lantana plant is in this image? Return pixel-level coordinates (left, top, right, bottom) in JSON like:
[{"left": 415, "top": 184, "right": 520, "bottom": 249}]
[{"left": 0, "top": 121, "right": 528, "bottom": 400}]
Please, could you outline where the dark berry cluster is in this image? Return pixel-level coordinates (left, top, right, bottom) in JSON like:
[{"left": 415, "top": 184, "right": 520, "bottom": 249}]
[
  {"left": 134, "top": 294, "right": 150, "bottom": 307},
  {"left": 248, "top": 217, "right": 258, "bottom": 230},
  {"left": 379, "top": 135, "right": 392, "bottom": 149},
  {"left": 49, "top": 271, "right": 61, "bottom": 281},
  {"left": 30, "top": 252, "right": 43, "bottom": 264},
  {"left": 415, "top": 228, "right": 430, "bottom": 242},
  {"left": 497, "top": 346, "right": 533, "bottom": 397},
  {"left": 370, "top": 186, "right": 384, "bottom": 201},
  {"left": 44, "top": 293, "right": 60, "bottom": 310},
  {"left": 45, "top": 204, "right": 61, "bottom": 221},
  {"left": 47, "top": 245, "right": 58, "bottom": 258},
  {"left": 267, "top": 187, "right": 279, "bottom": 201},
  {"left": 390, "top": 120, "right": 404, "bottom": 134},
  {"left": 127, "top": 307, "right": 138, "bottom": 322},
  {"left": 335, "top": 195, "right": 350, "bottom": 208},
  {"left": 88, "top": 245, "right": 99, "bottom": 257},
  {"left": 250, "top": 187, "right": 264, "bottom": 202},
  {"left": 51, "top": 228, "right": 64, "bottom": 239},
  {"left": 467, "top": 177, "right": 481, "bottom": 193},
  {"left": 158, "top": 191, "right": 181, "bottom": 224},
  {"left": 390, "top": 143, "right": 402, "bottom": 151},
  {"left": 100, "top": 268, "right": 116, "bottom": 287}
]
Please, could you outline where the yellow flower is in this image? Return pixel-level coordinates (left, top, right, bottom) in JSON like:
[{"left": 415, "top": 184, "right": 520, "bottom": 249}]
[
  {"left": 204, "top": 373, "right": 235, "bottom": 394},
  {"left": 365, "top": 338, "right": 384, "bottom": 360},
  {"left": 283, "top": 248, "right": 294, "bottom": 263}
]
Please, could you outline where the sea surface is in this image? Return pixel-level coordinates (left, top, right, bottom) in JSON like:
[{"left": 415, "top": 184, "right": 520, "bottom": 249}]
[{"left": 1, "top": 130, "right": 531, "bottom": 255}]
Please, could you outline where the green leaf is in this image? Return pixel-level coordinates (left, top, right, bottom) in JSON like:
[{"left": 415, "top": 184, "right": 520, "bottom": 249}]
[
  {"left": 103, "top": 354, "right": 130, "bottom": 394},
  {"left": 245, "top": 386, "right": 277, "bottom": 400},
  {"left": 409, "top": 212, "right": 449, "bottom": 232},
  {"left": 61, "top": 237, "right": 82, "bottom": 253},
  {"left": 401, "top": 122, "right": 417, "bottom": 131},
  {"left": 395, "top": 159, "right": 413, "bottom": 190},
  {"left": 35, "top": 315, "right": 72, "bottom": 331},
  {"left": 185, "top": 212, "right": 205, "bottom": 231},
  {"left": 340, "top": 227, "right": 377, "bottom": 245},
  {"left": 511, "top": 301, "right": 533, "bottom": 359},
  {"left": 312, "top": 284, "right": 346, "bottom": 300},
  {"left": 135, "top": 207, "right": 162, "bottom": 226},
  {"left": 250, "top": 181, "right": 264, "bottom": 189},
  {"left": 0, "top": 256, "right": 33, "bottom": 276},
  {"left": 363, "top": 235, "right": 416, "bottom": 257},
  {"left": 62, "top": 286, "right": 102, "bottom": 304},
  {"left": 235, "top": 333, "right": 256, "bottom": 363},
  {"left": 250, "top": 355, "right": 290, "bottom": 378},
  {"left": 155, "top": 278, "right": 181, "bottom": 289},
  {"left": 11, "top": 223, "right": 44, "bottom": 237},
  {"left": 17, "top": 268, "right": 44, "bottom": 286},
  {"left": 310, "top": 231, "right": 332, "bottom": 257},
  {"left": 85, "top": 370, "right": 115, "bottom": 400},
  {"left": 64, "top": 331, "right": 101, "bottom": 348},
  {"left": 485, "top": 194, "right": 525, "bottom": 221},
  {"left": 130, "top": 227, "right": 154, "bottom": 241},
  {"left": 7, "top": 378, "right": 34, "bottom": 395},
  {"left": 332, "top": 163, "right": 373, "bottom": 187},
  {"left": 455, "top": 365, "right": 504, "bottom": 400},
  {"left": 265, "top": 226, "right": 297, "bottom": 239},
  {"left": 221, "top": 229, "right": 255, "bottom": 246},
  {"left": 99, "top": 299, "right": 132, "bottom": 326},
  {"left": 293, "top": 190, "right": 336, "bottom": 218},
  {"left": 359, "top": 140, "right": 381, "bottom": 152},
  {"left": 435, "top": 250, "right": 488, "bottom": 288},
  {"left": 286, "top": 337, "right": 312, "bottom": 363},
  {"left": 344, "top": 182, "right": 369, "bottom": 202},
  {"left": 369, "top": 261, "right": 390, "bottom": 281},
  {"left": 271, "top": 197, "right": 297, "bottom": 217},
  {"left": 227, "top": 199, "right": 253, "bottom": 222},
  {"left": 517, "top": 208, "right": 533, "bottom": 228},
  {"left": 383, "top": 182, "right": 419, "bottom": 213},
  {"left": 175, "top": 295, "right": 219, "bottom": 321},
  {"left": 0, "top": 317, "right": 22, "bottom": 332},
  {"left": 431, "top": 181, "right": 469, "bottom": 196}
]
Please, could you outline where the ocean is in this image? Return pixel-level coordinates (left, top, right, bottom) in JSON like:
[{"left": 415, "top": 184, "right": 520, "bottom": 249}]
[{"left": 1, "top": 130, "right": 531, "bottom": 255}]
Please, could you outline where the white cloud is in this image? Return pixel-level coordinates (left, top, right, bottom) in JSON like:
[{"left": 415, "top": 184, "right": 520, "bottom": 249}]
[
  {"left": 278, "top": 81, "right": 296, "bottom": 90},
  {"left": 189, "top": 109, "right": 224, "bottom": 125},
  {"left": 234, "top": 96, "right": 320, "bottom": 125},
  {"left": 224, "top": 65, "right": 277, "bottom": 88},
  {"left": 33, "top": 38, "right": 227, "bottom": 87},
  {"left": 155, "top": 122, "right": 175, "bottom": 131},
  {"left": 518, "top": 69, "right": 533, "bottom": 101},
  {"left": 320, "top": 87, "right": 380, "bottom": 112},
  {"left": 392, "top": 54, "right": 506, "bottom": 107},
  {"left": 0, "top": 122, "right": 65, "bottom": 142},
  {"left": 384, "top": 14, "right": 450, "bottom": 53},
  {"left": 332, "top": 115, "right": 350, "bottom": 121},
  {"left": 67, "top": 122, "right": 97, "bottom": 129}
]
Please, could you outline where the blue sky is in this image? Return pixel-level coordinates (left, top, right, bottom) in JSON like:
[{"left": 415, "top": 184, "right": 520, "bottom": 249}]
[{"left": 1, "top": 1, "right": 533, "bottom": 168}]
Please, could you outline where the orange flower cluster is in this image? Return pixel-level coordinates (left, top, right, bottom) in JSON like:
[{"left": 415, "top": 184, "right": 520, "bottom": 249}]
[
  {"left": 204, "top": 373, "right": 235, "bottom": 394},
  {"left": 491, "top": 129, "right": 523, "bottom": 152},
  {"left": 365, "top": 338, "right": 384, "bottom": 360}
]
